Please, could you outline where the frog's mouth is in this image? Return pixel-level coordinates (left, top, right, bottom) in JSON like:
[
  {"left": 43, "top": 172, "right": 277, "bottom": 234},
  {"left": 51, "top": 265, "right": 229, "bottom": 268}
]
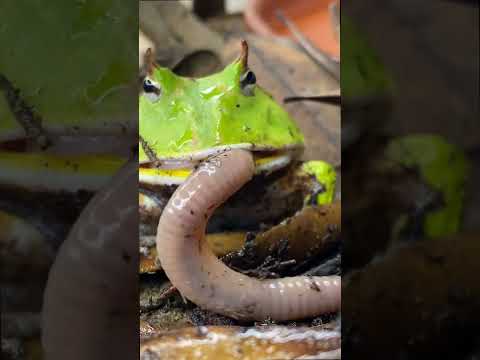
[{"left": 139, "top": 144, "right": 303, "bottom": 186}]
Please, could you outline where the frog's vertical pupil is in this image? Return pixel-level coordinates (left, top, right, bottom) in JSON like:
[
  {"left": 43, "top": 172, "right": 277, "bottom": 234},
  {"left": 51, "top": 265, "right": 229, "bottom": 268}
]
[{"left": 245, "top": 71, "right": 256, "bottom": 84}]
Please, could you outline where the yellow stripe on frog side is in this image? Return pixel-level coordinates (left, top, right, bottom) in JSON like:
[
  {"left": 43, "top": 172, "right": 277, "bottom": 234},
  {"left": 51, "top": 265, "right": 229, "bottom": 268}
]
[
  {"left": 255, "top": 153, "right": 292, "bottom": 173},
  {"left": 139, "top": 168, "right": 193, "bottom": 186},
  {"left": 139, "top": 154, "right": 293, "bottom": 186},
  {"left": 0, "top": 151, "right": 125, "bottom": 192}
]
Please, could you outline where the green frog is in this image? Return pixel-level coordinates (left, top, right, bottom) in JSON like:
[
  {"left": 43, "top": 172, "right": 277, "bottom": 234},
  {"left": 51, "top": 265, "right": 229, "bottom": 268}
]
[
  {"left": 138, "top": 41, "right": 337, "bottom": 268},
  {"left": 139, "top": 40, "right": 335, "bottom": 191}
]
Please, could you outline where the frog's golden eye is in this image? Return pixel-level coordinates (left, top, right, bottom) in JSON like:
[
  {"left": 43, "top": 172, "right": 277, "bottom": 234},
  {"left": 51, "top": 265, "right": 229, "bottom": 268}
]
[
  {"left": 143, "top": 77, "right": 161, "bottom": 102},
  {"left": 240, "top": 70, "right": 256, "bottom": 96}
]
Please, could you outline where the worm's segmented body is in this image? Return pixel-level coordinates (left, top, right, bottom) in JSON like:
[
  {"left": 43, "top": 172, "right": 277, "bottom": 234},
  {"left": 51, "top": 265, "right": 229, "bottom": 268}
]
[{"left": 157, "top": 150, "right": 341, "bottom": 321}]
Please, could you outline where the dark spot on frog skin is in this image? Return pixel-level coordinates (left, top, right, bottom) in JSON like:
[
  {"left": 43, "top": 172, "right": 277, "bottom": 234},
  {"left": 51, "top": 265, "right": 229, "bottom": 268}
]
[
  {"left": 236, "top": 104, "right": 240, "bottom": 108},
  {"left": 190, "top": 209, "right": 195, "bottom": 215}
]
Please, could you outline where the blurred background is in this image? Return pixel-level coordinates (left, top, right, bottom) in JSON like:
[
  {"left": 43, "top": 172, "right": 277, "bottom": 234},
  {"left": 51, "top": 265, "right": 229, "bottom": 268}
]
[{"left": 341, "top": 1, "right": 479, "bottom": 359}]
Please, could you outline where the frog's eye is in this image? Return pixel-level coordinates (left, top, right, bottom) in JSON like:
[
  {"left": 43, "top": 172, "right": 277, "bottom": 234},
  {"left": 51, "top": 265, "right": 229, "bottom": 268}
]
[
  {"left": 240, "top": 70, "right": 256, "bottom": 96},
  {"left": 143, "top": 78, "right": 161, "bottom": 102}
]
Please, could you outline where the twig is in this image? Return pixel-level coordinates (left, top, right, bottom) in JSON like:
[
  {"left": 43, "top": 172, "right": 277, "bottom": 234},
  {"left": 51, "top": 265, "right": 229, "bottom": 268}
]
[
  {"left": 328, "top": 1, "right": 340, "bottom": 42},
  {"left": 284, "top": 95, "right": 341, "bottom": 106}
]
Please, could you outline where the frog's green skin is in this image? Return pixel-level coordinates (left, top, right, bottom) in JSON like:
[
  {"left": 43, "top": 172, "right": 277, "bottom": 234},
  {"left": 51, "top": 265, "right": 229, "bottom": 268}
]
[
  {"left": 0, "top": 0, "right": 137, "bottom": 143},
  {"left": 139, "top": 42, "right": 304, "bottom": 171},
  {"left": 301, "top": 161, "right": 336, "bottom": 204},
  {"left": 384, "top": 135, "right": 469, "bottom": 238}
]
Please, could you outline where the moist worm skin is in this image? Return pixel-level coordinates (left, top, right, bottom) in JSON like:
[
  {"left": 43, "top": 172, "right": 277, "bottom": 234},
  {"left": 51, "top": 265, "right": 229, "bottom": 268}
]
[
  {"left": 42, "top": 162, "right": 138, "bottom": 360},
  {"left": 157, "top": 149, "right": 341, "bottom": 321}
]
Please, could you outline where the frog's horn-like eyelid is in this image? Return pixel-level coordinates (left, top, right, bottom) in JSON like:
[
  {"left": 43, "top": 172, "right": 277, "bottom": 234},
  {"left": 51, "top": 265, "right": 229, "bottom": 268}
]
[
  {"left": 144, "top": 48, "right": 158, "bottom": 75},
  {"left": 236, "top": 40, "right": 249, "bottom": 69}
]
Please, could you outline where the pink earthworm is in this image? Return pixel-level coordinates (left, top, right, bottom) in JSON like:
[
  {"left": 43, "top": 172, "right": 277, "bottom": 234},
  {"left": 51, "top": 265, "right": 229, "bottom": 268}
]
[
  {"left": 42, "top": 161, "right": 138, "bottom": 360},
  {"left": 157, "top": 149, "right": 341, "bottom": 321}
]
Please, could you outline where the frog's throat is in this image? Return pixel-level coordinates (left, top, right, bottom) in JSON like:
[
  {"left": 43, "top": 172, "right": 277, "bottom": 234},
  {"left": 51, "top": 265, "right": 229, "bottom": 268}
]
[
  {"left": 139, "top": 143, "right": 304, "bottom": 167},
  {"left": 139, "top": 143, "right": 304, "bottom": 186}
]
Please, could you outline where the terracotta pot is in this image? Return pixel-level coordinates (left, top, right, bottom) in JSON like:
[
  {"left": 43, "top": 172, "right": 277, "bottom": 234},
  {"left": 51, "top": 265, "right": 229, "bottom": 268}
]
[{"left": 244, "top": 0, "right": 339, "bottom": 58}]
